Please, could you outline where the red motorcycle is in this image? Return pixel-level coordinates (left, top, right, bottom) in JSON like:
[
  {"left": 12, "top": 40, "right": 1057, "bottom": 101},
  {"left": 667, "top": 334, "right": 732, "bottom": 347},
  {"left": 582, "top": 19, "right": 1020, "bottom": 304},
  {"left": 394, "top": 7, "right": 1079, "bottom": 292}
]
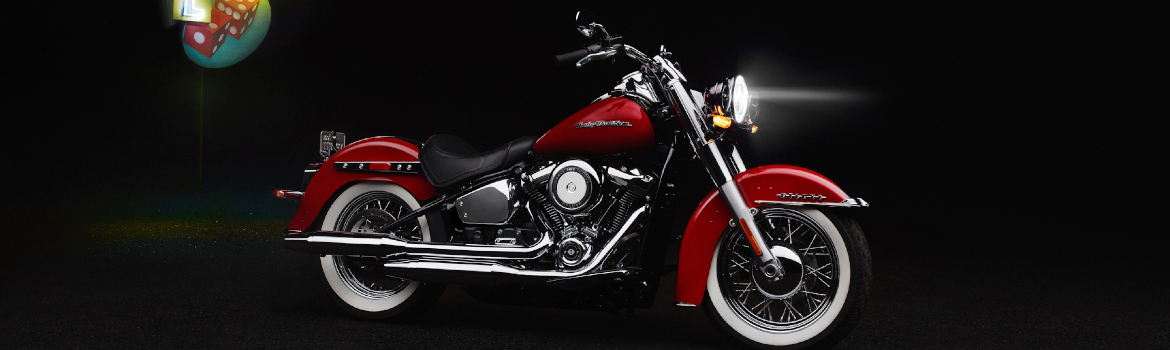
[{"left": 276, "top": 13, "right": 871, "bottom": 349}]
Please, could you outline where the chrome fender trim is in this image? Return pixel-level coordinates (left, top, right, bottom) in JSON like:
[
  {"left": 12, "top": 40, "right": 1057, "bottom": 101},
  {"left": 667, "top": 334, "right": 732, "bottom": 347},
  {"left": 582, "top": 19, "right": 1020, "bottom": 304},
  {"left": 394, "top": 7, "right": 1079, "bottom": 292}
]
[{"left": 752, "top": 197, "right": 870, "bottom": 208}]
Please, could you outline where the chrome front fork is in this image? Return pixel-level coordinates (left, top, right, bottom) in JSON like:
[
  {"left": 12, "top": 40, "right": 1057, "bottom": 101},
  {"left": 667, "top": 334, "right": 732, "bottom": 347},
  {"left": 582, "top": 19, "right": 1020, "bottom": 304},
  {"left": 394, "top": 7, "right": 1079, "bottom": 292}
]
[
  {"left": 662, "top": 72, "right": 781, "bottom": 276},
  {"left": 702, "top": 143, "right": 780, "bottom": 277}
]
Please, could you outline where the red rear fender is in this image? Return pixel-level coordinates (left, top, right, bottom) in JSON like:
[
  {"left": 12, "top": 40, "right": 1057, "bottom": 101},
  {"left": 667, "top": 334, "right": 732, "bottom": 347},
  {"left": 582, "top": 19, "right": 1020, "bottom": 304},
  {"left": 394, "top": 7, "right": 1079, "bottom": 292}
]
[
  {"left": 674, "top": 165, "right": 850, "bottom": 306},
  {"left": 287, "top": 137, "right": 436, "bottom": 232}
]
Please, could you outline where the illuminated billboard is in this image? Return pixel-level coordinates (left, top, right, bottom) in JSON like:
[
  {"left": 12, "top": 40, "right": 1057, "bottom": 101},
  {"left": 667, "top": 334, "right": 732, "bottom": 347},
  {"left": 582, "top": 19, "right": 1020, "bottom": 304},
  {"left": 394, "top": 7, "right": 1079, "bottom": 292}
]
[{"left": 180, "top": 0, "right": 270, "bottom": 68}]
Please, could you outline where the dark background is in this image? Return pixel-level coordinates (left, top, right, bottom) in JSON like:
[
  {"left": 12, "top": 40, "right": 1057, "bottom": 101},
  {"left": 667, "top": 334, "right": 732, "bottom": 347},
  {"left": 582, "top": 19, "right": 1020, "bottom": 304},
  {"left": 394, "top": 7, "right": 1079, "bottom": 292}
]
[{"left": 4, "top": 2, "right": 1164, "bottom": 348}]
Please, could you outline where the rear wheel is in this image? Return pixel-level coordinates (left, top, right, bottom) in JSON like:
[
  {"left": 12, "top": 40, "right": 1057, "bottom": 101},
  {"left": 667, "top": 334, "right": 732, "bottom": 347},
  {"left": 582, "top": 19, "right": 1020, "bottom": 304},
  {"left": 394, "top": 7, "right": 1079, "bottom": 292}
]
[
  {"left": 702, "top": 207, "right": 871, "bottom": 349},
  {"left": 317, "top": 182, "right": 444, "bottom": 321}
]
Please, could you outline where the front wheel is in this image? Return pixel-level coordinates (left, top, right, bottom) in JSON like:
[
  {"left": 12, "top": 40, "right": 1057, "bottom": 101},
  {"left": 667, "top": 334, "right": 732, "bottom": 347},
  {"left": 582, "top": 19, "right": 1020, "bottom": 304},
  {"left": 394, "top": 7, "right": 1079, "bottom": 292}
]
[{"left": 702, "top": 207, "right": 871, "bottom": 349}]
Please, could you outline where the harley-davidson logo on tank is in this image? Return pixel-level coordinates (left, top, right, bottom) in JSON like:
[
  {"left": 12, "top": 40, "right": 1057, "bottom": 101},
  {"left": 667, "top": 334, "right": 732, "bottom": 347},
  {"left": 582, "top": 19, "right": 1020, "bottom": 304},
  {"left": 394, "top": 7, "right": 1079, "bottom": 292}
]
[
  {"left": 575, "top": 121, "right": 633, "bottom": 128},
  {"left": 534, "top": 98, "right": 654, "bottom": 156},
  {"left": 175, "top": 0, "right": 272, "bottom": 68}
]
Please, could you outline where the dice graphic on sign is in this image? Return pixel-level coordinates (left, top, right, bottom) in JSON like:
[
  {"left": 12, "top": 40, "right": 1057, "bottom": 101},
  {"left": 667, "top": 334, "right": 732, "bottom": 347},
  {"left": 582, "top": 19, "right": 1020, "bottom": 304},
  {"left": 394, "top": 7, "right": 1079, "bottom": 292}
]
[
  {"left": 181, "top": 8, "right": 232, "bottom": 58},
  {"left": 214, "top": 0, "right": 262, "bottom": 40},
  {"left": 180, "top": 0, "right": 271, "bottom": 68}
]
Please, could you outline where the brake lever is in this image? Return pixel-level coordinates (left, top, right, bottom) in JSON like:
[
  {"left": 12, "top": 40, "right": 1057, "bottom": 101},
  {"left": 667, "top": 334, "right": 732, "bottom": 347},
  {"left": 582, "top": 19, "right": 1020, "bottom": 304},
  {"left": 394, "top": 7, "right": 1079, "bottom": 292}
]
[{"left": 576, "top": 47, "right": 618, "bottom": 68}]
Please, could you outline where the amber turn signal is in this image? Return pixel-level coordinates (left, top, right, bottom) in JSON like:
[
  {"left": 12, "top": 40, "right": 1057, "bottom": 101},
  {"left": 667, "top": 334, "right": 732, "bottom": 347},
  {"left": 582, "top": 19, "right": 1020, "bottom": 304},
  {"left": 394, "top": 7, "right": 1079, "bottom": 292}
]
[
  {"left": 752, "top": 125, "right": 758, "bottom": 133},
  {"left": 712, "top": 106, "right": 732, "bottom": 129},
  {"left": 713, "top": 115, "right": 732, "bottom": 129}
]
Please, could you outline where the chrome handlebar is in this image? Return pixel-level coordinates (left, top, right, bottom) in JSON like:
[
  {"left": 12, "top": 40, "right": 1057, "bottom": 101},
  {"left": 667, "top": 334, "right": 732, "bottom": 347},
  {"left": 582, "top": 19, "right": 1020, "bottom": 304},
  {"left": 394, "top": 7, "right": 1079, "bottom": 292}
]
[
  {"left": 575, "top": 48, "right": 617, "bottom": 68},
  {"left": 575, "top": 44, "right": 654, "bottom": 68}
]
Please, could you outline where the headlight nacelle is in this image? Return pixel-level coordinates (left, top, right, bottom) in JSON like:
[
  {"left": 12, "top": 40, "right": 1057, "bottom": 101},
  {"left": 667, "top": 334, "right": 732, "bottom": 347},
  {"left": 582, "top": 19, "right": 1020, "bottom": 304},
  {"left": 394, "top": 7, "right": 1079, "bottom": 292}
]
[{"left": 707, "top": 75, "right": 758, "bottom": 127}]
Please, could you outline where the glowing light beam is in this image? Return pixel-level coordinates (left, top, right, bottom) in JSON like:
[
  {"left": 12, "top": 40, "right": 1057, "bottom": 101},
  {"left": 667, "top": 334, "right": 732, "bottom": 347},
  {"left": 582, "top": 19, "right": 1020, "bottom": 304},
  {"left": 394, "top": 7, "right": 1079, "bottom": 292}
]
[{"left": 752, "top": 88, "right": 871, "bottom": 103}]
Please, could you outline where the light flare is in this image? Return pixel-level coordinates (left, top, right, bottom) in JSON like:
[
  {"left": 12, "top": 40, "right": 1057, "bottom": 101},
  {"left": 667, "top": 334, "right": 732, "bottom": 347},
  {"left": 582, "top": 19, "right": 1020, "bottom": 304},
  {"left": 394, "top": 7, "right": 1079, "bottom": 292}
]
[{"left": 751, "top": 88, "right": 871, "bottom": 103}]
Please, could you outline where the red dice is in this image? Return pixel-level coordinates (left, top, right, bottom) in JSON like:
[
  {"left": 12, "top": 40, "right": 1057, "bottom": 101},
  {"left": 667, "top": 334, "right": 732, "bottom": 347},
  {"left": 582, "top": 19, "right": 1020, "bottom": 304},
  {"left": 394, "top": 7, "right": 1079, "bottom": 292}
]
[
  {"left": 182, "top": 5, "right": 232, "bottom": 58},
  {"left": 206, "top": 5, "right": 232, "bottom": 34},
  {"left": 183, "top": 22, "right": 228, "bottom": 58},
  {"left": 183, "top": 0, "right": 261, "bottom": 58},
  {"left": 216, "top": 0, "right": 261, "bottom": 39}
]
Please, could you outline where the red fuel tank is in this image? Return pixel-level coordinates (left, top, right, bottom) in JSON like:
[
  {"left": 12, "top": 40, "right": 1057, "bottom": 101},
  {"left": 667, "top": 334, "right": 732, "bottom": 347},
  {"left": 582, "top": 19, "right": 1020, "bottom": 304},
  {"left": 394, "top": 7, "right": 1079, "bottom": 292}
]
[{"left": 533, "top": 97, "right": 654, "bottom": 156}]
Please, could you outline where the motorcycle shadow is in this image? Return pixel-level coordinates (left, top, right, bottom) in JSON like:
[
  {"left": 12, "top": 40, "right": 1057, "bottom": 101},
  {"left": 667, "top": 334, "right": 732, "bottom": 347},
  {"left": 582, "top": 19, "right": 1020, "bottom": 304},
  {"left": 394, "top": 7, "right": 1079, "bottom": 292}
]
[{"left": 407, "top": 273, "right": 734, "bottom": 349}]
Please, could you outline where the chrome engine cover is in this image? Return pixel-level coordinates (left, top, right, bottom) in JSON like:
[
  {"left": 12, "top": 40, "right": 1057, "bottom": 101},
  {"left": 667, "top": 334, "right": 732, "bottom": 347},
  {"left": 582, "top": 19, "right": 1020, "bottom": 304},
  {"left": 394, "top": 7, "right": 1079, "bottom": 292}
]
[
  {"left": 547, "top": 160, "right": 600, "bottom": 213},
  {"left": 456, "top": 178, "right": 519, "bottom": 224}
]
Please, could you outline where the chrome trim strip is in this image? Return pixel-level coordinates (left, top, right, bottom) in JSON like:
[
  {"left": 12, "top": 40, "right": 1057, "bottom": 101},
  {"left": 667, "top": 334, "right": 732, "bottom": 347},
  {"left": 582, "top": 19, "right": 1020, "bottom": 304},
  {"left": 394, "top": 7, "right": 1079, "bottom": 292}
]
[
  {"left": 334, "top": 161, "right": 421, "bottom": 174},
  {"left": 753, "top": 197, "right": 870, "bottom": 208},
  {"left": 301, "top": 230, "right": 553, "bottom": 259},
  {"left": 674, "top": 302, "right": 697, "bottom": 307},
  {"left": 777, "top": 193, "right": 827, "bottom": 201},
  {"left": 382, "top": 206, "right": 647, "bottom": 278}
]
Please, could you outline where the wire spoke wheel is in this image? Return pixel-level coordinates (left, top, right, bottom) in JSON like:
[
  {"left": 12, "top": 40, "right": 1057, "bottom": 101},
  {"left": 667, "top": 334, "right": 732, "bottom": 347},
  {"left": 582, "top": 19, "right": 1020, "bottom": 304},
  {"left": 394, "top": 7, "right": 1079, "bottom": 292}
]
[
  {"left": 717, "top": 208, "right": 840, "bottom": 332},
  {"left": 332, "top": 191, "right": 419, "bottom": 300},
  {"left": 316, "top": 182, "right": 443, "bottom": 320}
]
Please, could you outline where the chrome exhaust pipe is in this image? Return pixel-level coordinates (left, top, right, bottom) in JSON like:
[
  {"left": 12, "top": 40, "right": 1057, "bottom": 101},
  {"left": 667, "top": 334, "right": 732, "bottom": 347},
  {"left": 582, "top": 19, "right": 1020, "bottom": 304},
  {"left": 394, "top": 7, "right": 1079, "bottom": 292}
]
[
  {"left": 381, "top": 206, "right": 647, "bottom": 284},
  {"left": 284, "top": 229, "right": 553, "bottom": 260}
]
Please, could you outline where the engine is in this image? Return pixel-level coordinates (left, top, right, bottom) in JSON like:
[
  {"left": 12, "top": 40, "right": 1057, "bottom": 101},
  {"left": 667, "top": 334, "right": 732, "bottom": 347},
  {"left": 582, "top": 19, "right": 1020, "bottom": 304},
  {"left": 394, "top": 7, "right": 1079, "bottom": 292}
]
[{"left": 522, "top": 160, "right": 654, "bottom": 270}]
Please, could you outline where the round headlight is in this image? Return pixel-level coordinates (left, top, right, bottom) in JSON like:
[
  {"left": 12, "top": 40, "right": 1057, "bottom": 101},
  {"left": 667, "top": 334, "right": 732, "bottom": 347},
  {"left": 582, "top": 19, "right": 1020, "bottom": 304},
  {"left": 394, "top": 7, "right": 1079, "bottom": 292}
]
[{"left": 731, "top": 75, "right": 750, "bottom": 123}]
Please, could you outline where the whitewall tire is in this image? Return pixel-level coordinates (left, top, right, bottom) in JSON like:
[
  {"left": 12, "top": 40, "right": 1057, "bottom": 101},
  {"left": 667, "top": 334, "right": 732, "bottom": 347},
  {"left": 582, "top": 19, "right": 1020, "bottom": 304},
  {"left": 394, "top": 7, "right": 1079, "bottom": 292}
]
[
  {"left": 702, "top": 208, "right": 871, "bottom": 349},
  {"left": 317, "top": 182, "right": 444, "bottom": 320}
]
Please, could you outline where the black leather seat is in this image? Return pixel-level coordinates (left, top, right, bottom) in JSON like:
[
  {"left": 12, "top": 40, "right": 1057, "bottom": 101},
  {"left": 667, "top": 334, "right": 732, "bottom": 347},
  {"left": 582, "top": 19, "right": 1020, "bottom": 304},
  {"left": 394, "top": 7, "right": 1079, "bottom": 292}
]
[{"left": 419, "top": 134, "right": 537, "bottom": 189}]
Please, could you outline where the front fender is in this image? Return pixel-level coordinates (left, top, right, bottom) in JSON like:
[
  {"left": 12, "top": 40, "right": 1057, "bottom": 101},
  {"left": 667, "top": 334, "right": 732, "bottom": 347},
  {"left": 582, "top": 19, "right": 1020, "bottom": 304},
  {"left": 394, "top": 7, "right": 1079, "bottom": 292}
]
[
  {"left": 287, "top": 137, "right": 436, "bottom": 232},
  {"left": 674, "top": 164, "right": 851, "bottom": 306}
]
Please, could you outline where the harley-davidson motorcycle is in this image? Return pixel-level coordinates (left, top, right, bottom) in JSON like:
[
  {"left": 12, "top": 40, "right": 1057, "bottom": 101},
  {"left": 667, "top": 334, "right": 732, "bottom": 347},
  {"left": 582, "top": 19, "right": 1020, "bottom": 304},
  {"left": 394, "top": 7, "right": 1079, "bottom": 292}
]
[{"left": 276, "top": 13, "right": 871, "bottom": 349}]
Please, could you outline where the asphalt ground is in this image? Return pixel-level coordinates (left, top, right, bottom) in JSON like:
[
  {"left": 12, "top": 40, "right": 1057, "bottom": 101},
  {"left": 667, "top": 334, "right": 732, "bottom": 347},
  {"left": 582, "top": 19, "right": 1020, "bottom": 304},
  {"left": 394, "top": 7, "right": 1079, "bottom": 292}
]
[{"left": 1, "top": 195, "right": 1166, "bottom": 349}]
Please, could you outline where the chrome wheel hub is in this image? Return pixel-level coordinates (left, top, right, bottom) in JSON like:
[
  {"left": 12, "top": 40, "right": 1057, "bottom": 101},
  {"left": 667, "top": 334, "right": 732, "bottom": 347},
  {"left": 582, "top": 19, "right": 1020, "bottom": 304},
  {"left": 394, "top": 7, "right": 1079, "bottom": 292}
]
[{"left": 752, "top": 244, "right": 804, "bottom": 299}]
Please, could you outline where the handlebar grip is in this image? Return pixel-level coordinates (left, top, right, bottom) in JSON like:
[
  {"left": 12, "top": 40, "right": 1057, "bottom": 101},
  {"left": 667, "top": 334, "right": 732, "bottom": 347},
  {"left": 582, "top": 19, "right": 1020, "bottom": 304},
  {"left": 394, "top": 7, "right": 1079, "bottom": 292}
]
[{"left": 554, "top": 44, "right": 603, "bottom": 67}]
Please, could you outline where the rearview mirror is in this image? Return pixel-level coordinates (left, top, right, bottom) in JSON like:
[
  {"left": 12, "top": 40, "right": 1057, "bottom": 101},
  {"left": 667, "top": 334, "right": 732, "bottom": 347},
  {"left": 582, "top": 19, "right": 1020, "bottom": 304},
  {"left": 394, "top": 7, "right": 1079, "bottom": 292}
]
[
  {"left": 575, "top": 11, "right": 597, "bottom": 37},
  {"left": 575, "top": 11, "right": 596, "bottom": 26}
]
